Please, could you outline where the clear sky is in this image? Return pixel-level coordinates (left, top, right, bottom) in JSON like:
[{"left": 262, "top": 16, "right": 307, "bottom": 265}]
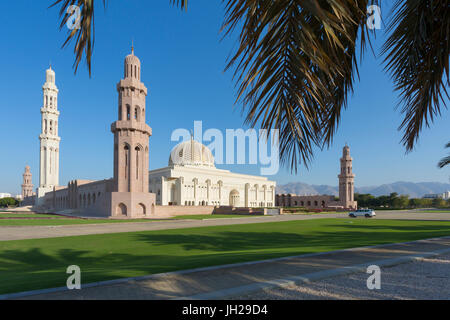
[{"left": 1, "top": 1, "right": 449, "bottom": 196}]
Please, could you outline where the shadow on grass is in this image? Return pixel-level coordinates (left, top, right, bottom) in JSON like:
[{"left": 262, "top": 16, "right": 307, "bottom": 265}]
[{"left": 2, "top": 220, "right": 450, "bottom": 296}]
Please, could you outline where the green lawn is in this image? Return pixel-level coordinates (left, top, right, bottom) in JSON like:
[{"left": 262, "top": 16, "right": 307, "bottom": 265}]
[{"left": 2, "top": 218, "right": 450, "bottom": 294}]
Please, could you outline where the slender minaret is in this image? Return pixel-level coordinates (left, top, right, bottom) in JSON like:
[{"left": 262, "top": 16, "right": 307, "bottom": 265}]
[
  {"left": 338, "top": 145, "right": 356, "bottom": 209},
  {"left": 109, "top": 46, "right": 154, "bottom": 217},
  {"left": 112, "top": 46, "right": 151, "bottom": 193},
  {"left": 37, "top": 66, "right": 61, "bottom": 204},
  {"left": 21, "top": 166, "right": 34, "bottom": 199}
]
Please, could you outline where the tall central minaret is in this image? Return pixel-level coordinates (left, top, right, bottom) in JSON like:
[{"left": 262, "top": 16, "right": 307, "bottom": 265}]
[
  {"left": 110, "top": 46, "right": 154, "bottom": 217},
  {"left": 37, "top": 66, "right": 61, "bottom": 203},
  {"left": 338, "top": 145, "right": 356, "bottom": 209},
  {"left": 112, "top": 46, "right": 151, "bottom": 193}
]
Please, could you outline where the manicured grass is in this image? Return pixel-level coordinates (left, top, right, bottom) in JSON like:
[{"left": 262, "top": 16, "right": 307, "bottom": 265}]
[
  {"left": 419, "top": 210, "right": 450, "bottom": 213},
  {"left": 2, "top": 218, "right": 450, "bottom": 294},
  {"left": 170, "top": 214, "right": 266, "bottom": 220}
]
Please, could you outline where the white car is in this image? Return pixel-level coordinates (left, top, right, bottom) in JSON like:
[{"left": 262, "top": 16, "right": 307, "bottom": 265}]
[{"left": 348, "top": 209, "right": 376, "bottom": 218}]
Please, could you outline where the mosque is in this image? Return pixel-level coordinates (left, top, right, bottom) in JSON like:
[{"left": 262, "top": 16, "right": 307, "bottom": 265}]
[
  {"left": 275, "top": 145, "right": 358, "bottom": 210},
  {"left": 20, "top": 47, "right": 276, "bottom": 218}
]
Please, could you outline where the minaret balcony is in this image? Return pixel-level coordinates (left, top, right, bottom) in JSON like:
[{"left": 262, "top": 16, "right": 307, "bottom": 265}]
[
  {"left": 39, "top": 133, "right": 61, "bottom": 141},
  {"left": 111, "top": 120, "right": 152, "bottom": 136},
  {"left": 116, "top": 79, "right": 148, "bottom": 95},
  {"left": 40, "top": 107, "right": 60, "bottom": 115}
]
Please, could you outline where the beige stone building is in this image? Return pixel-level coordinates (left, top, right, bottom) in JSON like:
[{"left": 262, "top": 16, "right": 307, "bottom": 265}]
[
  {"left": 34, "top": 47, "right": 275, "bottom": 218},
  {"left": 38, "top": 48, "right": 156, "bottom": 218},
  {"left": 276, "top": 145, "right": 357, "bottom": 210}
]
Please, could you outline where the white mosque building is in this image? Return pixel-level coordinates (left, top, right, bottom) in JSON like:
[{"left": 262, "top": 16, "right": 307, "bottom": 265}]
[
  {"left": 149, "top": 138, "right": 276, "bottom": 207},
  {"left": 23, "top": 47, "right": 276, "bottom": 218}
]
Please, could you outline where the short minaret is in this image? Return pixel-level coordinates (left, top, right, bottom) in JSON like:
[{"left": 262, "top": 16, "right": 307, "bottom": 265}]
[
  {"left": 110, "top": 46, "right": 155, "bottom": 217},
  {"left": 37, "top": 66, "right": 61, "bottom": 204},
  {"left": 21, "top": 166, "right": 34, "bottom": 199},
  {"left": 338, "top": 145, "right": 357, "bottom": 209}
]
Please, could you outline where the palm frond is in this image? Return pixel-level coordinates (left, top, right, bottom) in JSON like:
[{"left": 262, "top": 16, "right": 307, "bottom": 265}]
[
  {"left": 438, "top": 141, "right": 450, "bottom": 168},
  {"left": 382, "top": 0, "right": 450, "bottom": 151},
  {"left": 52, "top": 0, "right": 187, "bottom": 76},
  {"left": 222, "top": 0, "right": 376, "bottom": 171},
  {"left": 51, "top": 0, "right": 105, "bottom": 76},
  {"left": 170, "top": 0, "right": 188, "bottom": 10},
  {"left": 438, "top": 156, "right": 450, "bottom": 168}
]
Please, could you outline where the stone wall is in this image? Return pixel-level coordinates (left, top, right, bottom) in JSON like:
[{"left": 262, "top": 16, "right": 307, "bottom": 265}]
[{"left": 154, "top": 205, "right": 216, "bottom": 218}]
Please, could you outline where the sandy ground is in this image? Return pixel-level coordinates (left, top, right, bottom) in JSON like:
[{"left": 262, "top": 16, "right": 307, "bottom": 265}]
[{"left": 233, "top": 252, "right": 450, "bottom": 300}]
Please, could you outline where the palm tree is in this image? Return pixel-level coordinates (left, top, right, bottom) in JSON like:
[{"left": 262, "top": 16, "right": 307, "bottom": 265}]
[
  {"left": 52, "top": 0, "right": 449, "bottom": 171},
  {"left": 438, "top": 142, "right": 450, "bottom": 169}
]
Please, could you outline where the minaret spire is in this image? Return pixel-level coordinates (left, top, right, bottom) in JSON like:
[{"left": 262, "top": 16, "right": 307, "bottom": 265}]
[
  {"left": 37, "top": 65, "right": 61, "bottom": 205},
  {"left": 338, "top": 145, "right": 356, "bottom": 209}
]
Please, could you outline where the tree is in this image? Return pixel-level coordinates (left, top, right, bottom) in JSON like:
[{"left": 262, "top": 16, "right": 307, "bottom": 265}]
[
  {"left": 438, "top": 142, "right": 450, "bottom": 169},
  {"left": 0, "top": 197, "right": 19, "bottom": 208},
  {"left": 432, "top": 198, "right": 447, "bottom": 208},
  {"left": 52, "top": 0, "right": 449, "bottom": 171}
]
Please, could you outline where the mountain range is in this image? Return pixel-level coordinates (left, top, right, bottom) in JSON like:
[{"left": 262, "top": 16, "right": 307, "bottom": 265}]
[{"left": 276, "top": 181, "right": 450, "bottom": 198}]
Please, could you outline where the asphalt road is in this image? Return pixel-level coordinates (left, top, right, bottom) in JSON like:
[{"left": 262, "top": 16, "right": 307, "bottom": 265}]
[{"left": 0, "top": 210, "right": 449, "bottom": 241}]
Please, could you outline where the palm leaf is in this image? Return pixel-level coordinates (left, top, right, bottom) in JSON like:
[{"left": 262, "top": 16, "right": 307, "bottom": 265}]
[
  {"left": 438, "top": 156, "right": 450, "bottom": 169},
  {"left": 222, "top": 0, "right": 377, "bottom": 171},
  {"left": 438, "top": 141, "right": 450, "bottom": 168},
  {"left": 382, "top": 0, "right": 450, "bottom": 152},
  {"left": 52, "top": 0, "right": 188, "bottom": 76}
]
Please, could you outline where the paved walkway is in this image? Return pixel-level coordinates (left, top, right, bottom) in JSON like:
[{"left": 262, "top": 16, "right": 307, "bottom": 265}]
[
  {"left": 1, "top": 210, "right": 449, "bottom": 241},
  {"left": 6, "top": 236, "right": 450, "bottom": 300}
]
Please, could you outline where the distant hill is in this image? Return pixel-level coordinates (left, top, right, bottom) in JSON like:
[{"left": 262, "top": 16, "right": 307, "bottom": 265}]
[{"left": 276, "top": 181, "right": 450, "bottom": 198}]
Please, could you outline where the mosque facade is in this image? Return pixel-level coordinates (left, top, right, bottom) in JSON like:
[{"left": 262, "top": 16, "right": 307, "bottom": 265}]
[
  {"left": 27, "top": 48, "right": 275, "bottom": 218},
  {"left": 275, "top": 145, "right": 357, "bottom": 210}
]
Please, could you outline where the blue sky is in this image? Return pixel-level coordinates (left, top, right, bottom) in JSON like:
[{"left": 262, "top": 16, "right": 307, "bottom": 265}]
[{"left": 1, "top": 1, "right": 449, "bottom": 195}]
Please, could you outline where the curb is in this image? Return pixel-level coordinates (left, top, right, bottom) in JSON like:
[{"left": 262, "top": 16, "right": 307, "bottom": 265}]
[{"left": 1, "top": 235, "right": 450, "bottom": 300}]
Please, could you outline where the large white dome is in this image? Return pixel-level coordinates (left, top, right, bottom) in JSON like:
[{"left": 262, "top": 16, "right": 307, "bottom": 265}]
[{"left": 169, "top": 139, "right": 215, "bottom": 167}]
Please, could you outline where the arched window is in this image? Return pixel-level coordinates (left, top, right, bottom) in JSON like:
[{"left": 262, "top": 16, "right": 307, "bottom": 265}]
[
  {"left": 124, "top": 145, "right": 129, "bottom": 179},
  {"left": 135, "top": 146, "right": 140, "bottom": 179},
  {"left": 119, "top": 105, "right": 122, "bottom": 120},
  {"left": 134, "top": 107, "right": 139, "bottom": 121},
  {"left": 126, "top": 105, "right": 131, "bottom": 120}
]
